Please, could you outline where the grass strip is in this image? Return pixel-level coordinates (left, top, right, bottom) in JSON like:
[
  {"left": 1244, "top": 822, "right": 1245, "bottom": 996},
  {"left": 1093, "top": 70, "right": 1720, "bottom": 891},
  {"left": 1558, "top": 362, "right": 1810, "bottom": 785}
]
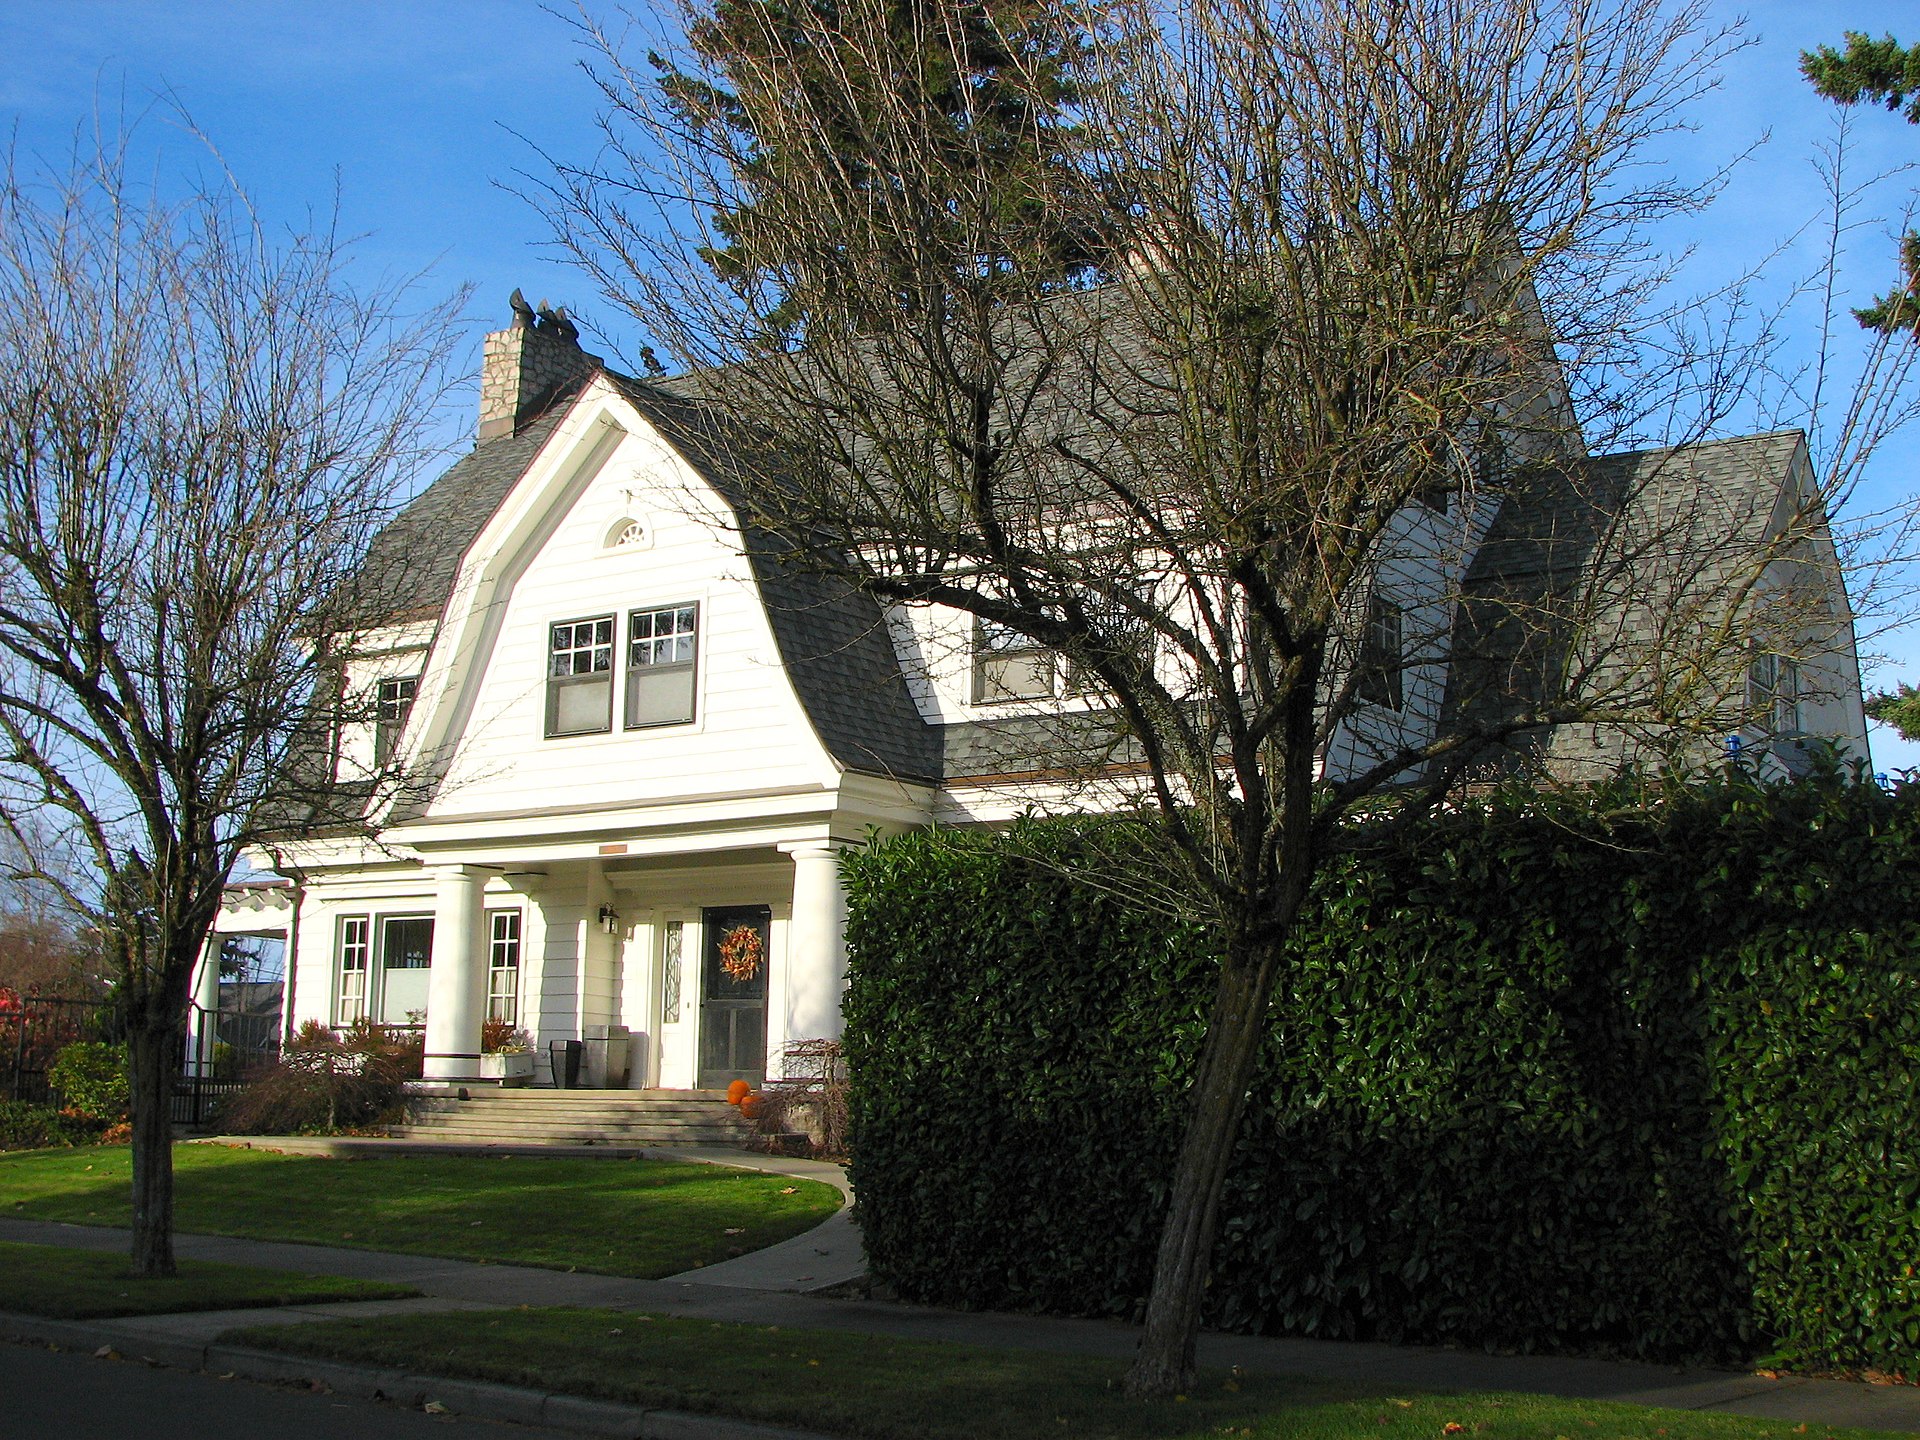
[
  {"left": 0, "top": 1145, "right": 839, "bottom": 1278},
  {"left": 0, "top": 1240, "right": 416, "bottom": 1319},
  {"left": 228, "top": 1306, "right": 1901, "bottom": 1440}
]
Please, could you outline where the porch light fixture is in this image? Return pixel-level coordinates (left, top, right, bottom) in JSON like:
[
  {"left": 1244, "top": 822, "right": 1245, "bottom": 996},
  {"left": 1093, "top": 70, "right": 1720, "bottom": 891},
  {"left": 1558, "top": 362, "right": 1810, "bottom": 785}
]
[{"left": 597, "top": 904, "right": 620, "bottom": 935}]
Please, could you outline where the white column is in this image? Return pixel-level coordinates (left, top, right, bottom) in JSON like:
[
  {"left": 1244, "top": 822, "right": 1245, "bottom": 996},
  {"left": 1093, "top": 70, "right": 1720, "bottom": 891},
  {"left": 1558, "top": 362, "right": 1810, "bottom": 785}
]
[
  {"left": 780, "top": 841, "right": 849, "bottom": 1049},
  {"left": 424, "top": 865, "right": 490, "bottom": 1082},
  {"left": 187, "top": 935, "right": 222, "bottom": 1076}
]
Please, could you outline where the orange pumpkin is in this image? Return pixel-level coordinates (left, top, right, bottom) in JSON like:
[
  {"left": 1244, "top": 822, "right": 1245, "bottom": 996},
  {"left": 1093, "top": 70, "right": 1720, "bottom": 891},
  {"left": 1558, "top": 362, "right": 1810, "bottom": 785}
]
[
  {"left": 739, "top": 1093, "right": 763, "bottom": 1119},
  {"left": 726, "top": 1079, "right": 751, "bottom": 1105}
]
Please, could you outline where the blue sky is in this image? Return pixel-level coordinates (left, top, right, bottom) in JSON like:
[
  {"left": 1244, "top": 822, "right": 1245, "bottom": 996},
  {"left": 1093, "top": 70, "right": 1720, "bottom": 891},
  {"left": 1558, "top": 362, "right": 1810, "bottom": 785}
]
[{"left": 4, "top": 0, "right": 1918, "bottom": 767}]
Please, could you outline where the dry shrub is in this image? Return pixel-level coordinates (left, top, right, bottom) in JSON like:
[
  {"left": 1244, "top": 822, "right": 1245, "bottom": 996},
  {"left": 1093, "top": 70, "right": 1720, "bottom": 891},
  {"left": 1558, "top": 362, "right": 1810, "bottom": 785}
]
[
  {"left": 752, "top": 1038, "right": 849, "bottom": 1159},
  {"left": 215, "top": 1019, "right": 413, "bottom": 1134}
]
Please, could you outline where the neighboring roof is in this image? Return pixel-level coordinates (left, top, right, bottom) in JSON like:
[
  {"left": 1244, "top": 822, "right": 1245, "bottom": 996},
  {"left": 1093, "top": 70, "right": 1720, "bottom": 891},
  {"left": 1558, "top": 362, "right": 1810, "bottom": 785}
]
[
  {"left": 1465, "top": 430, "right": 1802, "bottom": 587},
  {"left": 1442, "top": 428, "right": 1806, "bottom": 750},
  {"left": 345, "top": 397, "right": 581, "bottom": 627}
]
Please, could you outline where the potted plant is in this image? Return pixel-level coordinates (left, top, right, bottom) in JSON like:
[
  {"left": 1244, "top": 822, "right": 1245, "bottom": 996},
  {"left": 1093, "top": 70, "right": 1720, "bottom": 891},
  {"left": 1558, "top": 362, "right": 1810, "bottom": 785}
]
[{"left": 478, "top": 1022, "right": 535, "bottom": 1084}]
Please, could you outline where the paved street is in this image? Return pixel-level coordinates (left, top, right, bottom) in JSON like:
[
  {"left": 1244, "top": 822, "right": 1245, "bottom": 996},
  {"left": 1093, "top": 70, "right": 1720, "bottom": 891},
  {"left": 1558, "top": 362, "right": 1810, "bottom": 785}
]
[{"left": 0, "top": 1339, "right": 577, "bottom": 1440}]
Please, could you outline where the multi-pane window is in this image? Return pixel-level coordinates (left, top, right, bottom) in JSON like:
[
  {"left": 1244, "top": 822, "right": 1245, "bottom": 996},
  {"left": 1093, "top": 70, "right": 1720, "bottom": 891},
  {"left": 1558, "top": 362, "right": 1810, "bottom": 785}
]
[
  {"left": 1356, "top": 596, "right": 1404, "bottom": 711},
  {"left": 1749, "top": 651, "right": 1802, "bottom": 735},
  {"left": 973, "top": 621, "right": 1056, "bottom": 703},
  {"left": 546, "top": 615, "right": 615, "bottom": 736},
  {"left": 335, "top": 916, "right": 370, "bottom": 1025},
  {"left": 374, "top": 676, "right": 418, "bottom": 767},
  {"left": 626, "top": 604, "right": 699, "bottom": 727},
  {"left": 486, "top": 910, "right": 521, "bottom": 1024}
]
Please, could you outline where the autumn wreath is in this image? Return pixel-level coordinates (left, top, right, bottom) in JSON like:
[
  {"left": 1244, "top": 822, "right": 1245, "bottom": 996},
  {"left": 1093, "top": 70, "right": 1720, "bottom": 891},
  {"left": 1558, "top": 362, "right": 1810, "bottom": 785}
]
[{"left": 718, "top": 923, "right": 764, "bottom": 983}]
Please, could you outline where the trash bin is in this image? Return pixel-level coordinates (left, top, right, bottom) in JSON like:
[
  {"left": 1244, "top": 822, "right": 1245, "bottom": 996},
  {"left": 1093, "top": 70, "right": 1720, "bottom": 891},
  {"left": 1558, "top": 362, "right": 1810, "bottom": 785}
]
[
  {"left": 584, "top": 1025, "right": 631, "bottom": 1089},
  {"left": 549, "top": 1039, "right": 583, "bottom": 1089}
]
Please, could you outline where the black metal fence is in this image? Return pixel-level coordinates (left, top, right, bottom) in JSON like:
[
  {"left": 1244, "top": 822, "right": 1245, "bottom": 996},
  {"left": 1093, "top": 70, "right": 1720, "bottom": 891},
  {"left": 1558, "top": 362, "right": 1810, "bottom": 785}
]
[
  {"left": 1, "top": 993, "right": 281, "bottom": 1128},
  {"left": 0, "top": 995, "right": 107, "bottom": 1106}
]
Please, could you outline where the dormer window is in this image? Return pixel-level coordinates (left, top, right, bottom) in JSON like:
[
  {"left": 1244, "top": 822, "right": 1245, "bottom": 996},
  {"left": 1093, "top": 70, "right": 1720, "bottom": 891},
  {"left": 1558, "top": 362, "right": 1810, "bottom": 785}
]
[
  {"left": 547, "top": 615, "right": 614, "bottom": 736},
  {"left": 626, "top": 604, "right": 699, "bottom": 727},
  {"left": 973, "top": 621, "right": 1057, "bottom": 703},
  {"left": 374, "top": 676, "right": 418, "bottom": 766}
]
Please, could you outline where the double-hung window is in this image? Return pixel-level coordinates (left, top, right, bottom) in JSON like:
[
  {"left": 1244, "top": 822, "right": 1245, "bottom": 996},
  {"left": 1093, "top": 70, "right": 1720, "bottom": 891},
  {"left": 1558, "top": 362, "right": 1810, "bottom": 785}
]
[
  {"left": 335, "top": 916, "right": 370, "bottom": 1025},
  {"left": 486, "top": 910, "right": 521, "bottom": 1023},
  {"left": 1356, "top": 596, "right": 1404, "bottom": 711},
  {"left": 374, "top": 676, "right": 418, "bottom": 766},
  {"left": 1749, "top": 651, "right": 1801, "bottom": 735},
  {"left": 626, "top": 604, "right": 698, "bottom": 727},
  {"left": 547, "top": 616, "right": 615, "bottom": 736}
]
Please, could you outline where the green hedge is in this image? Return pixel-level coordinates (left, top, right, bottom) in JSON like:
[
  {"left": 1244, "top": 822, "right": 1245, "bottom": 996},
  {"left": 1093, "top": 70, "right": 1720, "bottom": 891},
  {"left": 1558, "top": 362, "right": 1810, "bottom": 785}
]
[{"left": 841, "top": 773, "right": 1920, "bottom": 1371}]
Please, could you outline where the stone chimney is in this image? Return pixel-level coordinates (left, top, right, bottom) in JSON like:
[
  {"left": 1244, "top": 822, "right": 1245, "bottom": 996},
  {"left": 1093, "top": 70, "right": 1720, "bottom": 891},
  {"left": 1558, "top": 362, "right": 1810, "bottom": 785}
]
[{"left": 477, "top": 291, "right": 599, "bottom": 441}]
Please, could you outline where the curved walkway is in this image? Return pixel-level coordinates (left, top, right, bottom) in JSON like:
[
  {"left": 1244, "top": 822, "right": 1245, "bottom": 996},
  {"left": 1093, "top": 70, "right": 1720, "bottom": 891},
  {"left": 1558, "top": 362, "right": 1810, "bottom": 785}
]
[
  {"left": 4, "top": 1142, "right": 1919, "bottom": 1435},
  {"left": 187, "top": 1136, "right": 864, "bottom": 1293}
]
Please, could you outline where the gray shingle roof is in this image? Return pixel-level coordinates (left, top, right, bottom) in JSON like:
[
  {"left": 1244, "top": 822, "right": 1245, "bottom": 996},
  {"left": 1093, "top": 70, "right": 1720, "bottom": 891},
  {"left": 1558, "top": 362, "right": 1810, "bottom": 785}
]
[
  {"left": 348, "top": 399, "right": 580, "bottom": 625},
  {"left": 1442, "top": 429, "right": 1805, "bottom": 751}
]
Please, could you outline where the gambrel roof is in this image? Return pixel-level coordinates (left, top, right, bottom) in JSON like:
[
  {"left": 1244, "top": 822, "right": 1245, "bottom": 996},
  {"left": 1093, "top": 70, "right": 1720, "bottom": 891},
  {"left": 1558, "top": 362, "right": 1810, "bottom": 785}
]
[{"left": 350, "top": 367, "right": 941, "bottom": 786}]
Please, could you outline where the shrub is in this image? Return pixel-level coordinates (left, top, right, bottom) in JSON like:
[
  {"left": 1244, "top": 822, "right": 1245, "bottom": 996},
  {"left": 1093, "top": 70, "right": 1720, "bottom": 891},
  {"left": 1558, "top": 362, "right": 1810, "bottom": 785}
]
[
  {"left": 46, "top": 1041, "right": 129, "bottom": 1122},
  {"left": 842, "top": 771, "right": 1920, "bottom": 1374},
  {"left": 753, "top": 1039, "right": 850, "bottom": 1159},
  {"left": 0, "top": 1099, "right": 95, "bottom": 1151},
  {"left": 215, "top": 1019, "right": 411, "bottom": 1134}
]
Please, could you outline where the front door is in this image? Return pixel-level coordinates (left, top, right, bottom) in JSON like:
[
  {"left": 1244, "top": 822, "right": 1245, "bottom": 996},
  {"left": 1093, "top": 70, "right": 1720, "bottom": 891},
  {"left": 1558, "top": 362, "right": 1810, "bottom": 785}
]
[{"left": 698, "top": 905, "right": 769, "bottom": 1090}]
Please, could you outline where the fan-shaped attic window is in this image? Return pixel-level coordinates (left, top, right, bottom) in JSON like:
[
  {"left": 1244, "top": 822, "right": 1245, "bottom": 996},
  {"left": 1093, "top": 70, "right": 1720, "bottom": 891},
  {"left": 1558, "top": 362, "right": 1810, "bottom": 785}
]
[{"left": 606, "top": 517, "right": 647, "bottom": 551}]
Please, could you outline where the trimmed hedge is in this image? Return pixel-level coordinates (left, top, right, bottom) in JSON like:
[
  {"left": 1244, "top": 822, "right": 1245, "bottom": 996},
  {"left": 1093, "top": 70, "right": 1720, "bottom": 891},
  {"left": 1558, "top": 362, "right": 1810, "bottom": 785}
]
[{"left": 841, "top": 773, "right": 1920, "bottom": 1371}]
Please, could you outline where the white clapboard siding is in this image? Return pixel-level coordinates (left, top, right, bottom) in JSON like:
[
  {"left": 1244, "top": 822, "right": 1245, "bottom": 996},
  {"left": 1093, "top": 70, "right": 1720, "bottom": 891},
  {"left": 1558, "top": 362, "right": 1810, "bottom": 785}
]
[{"left": 425, "top": 414, "right": 842, "bottom": 819}]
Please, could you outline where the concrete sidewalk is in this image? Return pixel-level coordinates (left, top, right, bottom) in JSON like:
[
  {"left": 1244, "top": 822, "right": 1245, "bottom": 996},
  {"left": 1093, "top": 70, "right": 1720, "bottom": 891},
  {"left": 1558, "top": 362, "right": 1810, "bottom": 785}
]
[{"left": 4, "top": 1145, "right": 1918, "bottom": 1436}]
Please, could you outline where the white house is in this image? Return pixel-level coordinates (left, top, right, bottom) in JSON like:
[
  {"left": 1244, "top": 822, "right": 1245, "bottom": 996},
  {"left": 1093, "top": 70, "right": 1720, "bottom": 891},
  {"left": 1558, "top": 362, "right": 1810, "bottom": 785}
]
[{"left": 209, "top": 303, "right": 1871, "bottom": 1092}]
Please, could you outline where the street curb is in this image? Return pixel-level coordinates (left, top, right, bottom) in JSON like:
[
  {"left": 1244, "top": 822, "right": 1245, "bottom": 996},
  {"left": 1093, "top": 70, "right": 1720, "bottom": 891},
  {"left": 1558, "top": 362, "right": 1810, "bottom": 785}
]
[{"left": 0, "top": 1310, "right": 836, "bottom": 1439}]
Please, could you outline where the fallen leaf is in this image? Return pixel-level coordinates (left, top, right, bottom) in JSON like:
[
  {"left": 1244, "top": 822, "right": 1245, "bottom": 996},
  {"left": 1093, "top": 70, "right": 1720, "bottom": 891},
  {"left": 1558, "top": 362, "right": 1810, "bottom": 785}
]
[
  {"left": 724, "top": 1227, "right": 745, "bottom": 1235},
  {"left": 93, "top": 1345, "right": 116, "bottom": 1360},
  {"left": 1444, "top": 1423, "right": 1466, "bottom": 1434},
  {"left": 424, "top": 1401, "right": 448, "bottom": 1414},
  {"left": 780, "top": 1186, "right": 797, "bottom": 1194}
]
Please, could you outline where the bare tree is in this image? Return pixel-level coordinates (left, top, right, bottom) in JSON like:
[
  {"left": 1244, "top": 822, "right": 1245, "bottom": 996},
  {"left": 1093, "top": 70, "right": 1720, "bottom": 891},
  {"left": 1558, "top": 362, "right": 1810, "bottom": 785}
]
[
  {"left": 0, "top": 125, "right": 464, "bottom": 1274},
  {"left": 543, "top": 0, "right": 1866, "bottom": 1393}
]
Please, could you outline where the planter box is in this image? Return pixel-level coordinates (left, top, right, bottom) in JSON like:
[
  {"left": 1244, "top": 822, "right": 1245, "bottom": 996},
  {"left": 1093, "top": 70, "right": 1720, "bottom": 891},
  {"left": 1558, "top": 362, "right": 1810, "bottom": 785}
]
[{"left": 477, "top": 1052, "right": 534, "bottom": 1085}]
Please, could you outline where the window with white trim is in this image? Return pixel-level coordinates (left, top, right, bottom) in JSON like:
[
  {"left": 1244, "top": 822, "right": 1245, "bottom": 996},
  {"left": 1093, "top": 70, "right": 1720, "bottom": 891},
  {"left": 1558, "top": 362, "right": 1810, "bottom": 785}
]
[
  {"left": 1749, "top": 651, "right": 1802, "bottom": 735},
  {"left": 335, "top": 915, "right": 370, "bottom": 1025},
  {"left": 1356, "top": 596, "right": 1404, "bottom": 711},
  {"left": 547, "top": 615, "right": 614, "bottom": 736},
  {"left": 626, "top": 604, "right": 698, "bottom": 727},
  {"left": 486, "top": 910, "right": 521, "bottom": 1024},
  {"left": 374, "top": 676, "right": 417, "bottom": 766},
  {"left": 973, "top": 620, "right": 1057, "bottom": 702}
]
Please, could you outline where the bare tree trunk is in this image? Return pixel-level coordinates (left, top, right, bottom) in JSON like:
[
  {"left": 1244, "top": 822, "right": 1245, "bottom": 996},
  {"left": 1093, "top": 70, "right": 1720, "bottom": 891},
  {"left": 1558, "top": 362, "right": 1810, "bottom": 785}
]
[
  {"left": 127, "top": 1024, "right": 176, "bottom": 1277},
  {"left": 1124, "top": 936, "right": 1278, "bottom": 1397}
]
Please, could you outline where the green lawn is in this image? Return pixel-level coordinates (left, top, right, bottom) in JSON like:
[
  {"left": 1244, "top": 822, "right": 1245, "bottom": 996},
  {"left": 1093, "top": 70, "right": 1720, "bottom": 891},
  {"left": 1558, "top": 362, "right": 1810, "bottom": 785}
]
[
  {"left": 0, "top": 1145, "right": 840, "bottom": 1277},
  {"left": 0, "top": 1240, "right": 415, "bottom": 1319},
  {"left": 230, "top": 1307, "right": 1901, "bottom": 1440}
]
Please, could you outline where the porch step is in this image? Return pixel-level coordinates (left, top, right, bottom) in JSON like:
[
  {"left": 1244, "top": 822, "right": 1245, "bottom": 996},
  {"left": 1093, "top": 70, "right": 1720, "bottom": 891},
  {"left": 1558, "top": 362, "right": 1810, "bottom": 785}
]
[{"left": 388, "top": 1087, "right": 755, "bottom": 1149}]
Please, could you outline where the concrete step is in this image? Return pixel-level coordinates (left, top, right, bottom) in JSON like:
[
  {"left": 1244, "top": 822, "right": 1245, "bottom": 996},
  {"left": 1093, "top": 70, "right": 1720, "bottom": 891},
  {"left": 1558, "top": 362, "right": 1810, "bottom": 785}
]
[
  {"left": 394, "top": 1088, "right": 754, "bottom": 1149},
  {"left": 397, "top": 1117, "right": 748, "bottom": 1136},
  {"left": 401, "top": 1103, "right": 747, "bottom": 1121},
  {"left": 386, "top": 1127, "right": 751, "bottom": 1146}
]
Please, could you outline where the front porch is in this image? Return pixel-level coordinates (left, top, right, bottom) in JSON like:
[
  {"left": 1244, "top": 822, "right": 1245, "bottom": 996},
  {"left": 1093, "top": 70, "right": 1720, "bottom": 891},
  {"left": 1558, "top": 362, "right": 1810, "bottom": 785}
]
[{"left": 273, "top": 836, "right": 856, "bottom": 1093}]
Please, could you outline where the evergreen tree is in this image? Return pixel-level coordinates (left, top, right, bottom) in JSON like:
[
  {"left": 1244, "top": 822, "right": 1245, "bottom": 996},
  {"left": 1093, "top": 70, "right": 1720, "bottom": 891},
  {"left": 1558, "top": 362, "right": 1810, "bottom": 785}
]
[
  {"left": 653, "top": 0, "right": 1124, "bottom": 344},
  {"left": 1801, "top": 31, "right": 1920, "bottom": 335}
]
